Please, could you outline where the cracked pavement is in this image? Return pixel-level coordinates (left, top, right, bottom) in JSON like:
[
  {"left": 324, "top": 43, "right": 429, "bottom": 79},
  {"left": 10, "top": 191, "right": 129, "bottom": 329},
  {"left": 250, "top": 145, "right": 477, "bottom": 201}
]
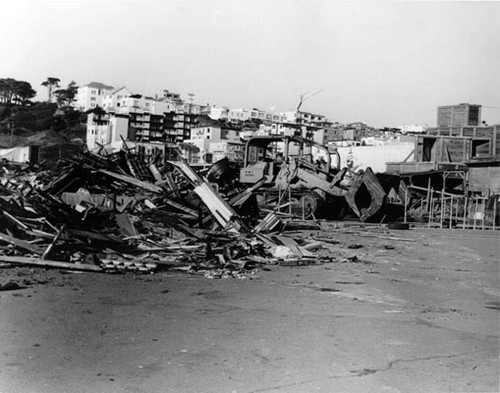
[{"left": 0, "top": 227, "right": 498, "bottom": 392}]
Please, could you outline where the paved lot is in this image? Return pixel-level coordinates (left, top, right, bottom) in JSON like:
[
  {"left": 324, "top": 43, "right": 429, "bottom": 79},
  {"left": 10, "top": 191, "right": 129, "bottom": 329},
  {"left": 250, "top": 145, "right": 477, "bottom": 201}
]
[{"left": 1, "top": 227, "right": 498, "bottom": 392}]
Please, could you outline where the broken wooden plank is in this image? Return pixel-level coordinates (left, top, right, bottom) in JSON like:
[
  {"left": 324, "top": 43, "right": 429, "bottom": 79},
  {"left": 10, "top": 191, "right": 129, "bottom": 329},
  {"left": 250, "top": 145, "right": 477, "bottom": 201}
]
[
  {"left": 0, "top": 255, "right": 103, "bottom": 272},
  {"left": 171, "top": 161, "right": 250, "bottom": 234},
  {"left": 115, "top": 213, "right": 139, "bottom": 238},
  {"left": 161, "top": 198, "right": 199, "bottom": 218},
  {"left": 2, "top": 211, "right": 29, "bottom": 230},
  {"left": 229, "top": 177, "right": 266, "bottom": 207},
  {"left": 253, "top": 212, "right": 282, "bottom": 234},
  {"left": 98, "top": 169, "right": 163, "bottom": 193},
  {"left": 0, "top": 232, "right": 44, "bottom": 255},
  {"left": 41, "top": 225, "right": 66, "bottom": 260}
]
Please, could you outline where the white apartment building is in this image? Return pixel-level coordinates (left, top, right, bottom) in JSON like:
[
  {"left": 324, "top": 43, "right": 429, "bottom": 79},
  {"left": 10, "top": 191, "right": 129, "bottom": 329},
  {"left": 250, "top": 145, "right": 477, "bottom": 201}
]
[
  {"left": 102, "top": 87, "right": 133, "bottom": 112},
  {"left": 183, "top": 124, "right": 244, "bottom": 164},
  {"left": 190, "top": 125, "right": 241, "bottom": 143},
  {"left": 280, "top": 110, "right": 330, "bottom": 128},
  {"left": 206, "top": 106, "right": 230, "bottom": 120},
  {"left": 228, "top": 108, "right": 285, "bottom": 124},
  {"left": 115, "top": 95, "right": 173, "bottom": 115},
  {"left": 75, "top": 82, "right": 115, "bottom": 111},
  {"left": 211, "top": 141, "right": 245, "bottom": 163},
  {"left": 86, "top": 113, "right": 129, "bottom": 152}
]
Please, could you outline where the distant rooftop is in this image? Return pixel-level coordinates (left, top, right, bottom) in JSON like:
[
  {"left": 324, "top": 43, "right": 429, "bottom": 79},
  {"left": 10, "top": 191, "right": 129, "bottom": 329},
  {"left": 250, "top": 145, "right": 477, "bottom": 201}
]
[{"left": 84, "top": 82, "right": 115, "bottom": 90}]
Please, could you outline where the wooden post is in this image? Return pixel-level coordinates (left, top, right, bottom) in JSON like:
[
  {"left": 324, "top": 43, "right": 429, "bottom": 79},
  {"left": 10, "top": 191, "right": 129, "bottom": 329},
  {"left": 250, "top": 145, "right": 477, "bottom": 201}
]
[
  {"left": 404, "top": 187, "right": 408, "bottom": 223},
  {"left": 482, "top": 197, "right": 486, "bottom": 230},
  {"left": 463, "top": 196, "right": 468, "bottom": 230},
  {"left": 473, "top": 197, "right": 477, "bottom": 230},
  {"left": 449, "top": 195, "right": 453, "bottom": 229},
  {"left": 426, "top": 177, "right": 431, "bottom": 214},
  {"left": 428, "top": 189, "right": 434, "bottom": 229},
  {"left": 493, "top": 196, "right": 497, "bottom": 231},
  {"left": 440, "top": 188, "right": 445, "bottom": 229}
]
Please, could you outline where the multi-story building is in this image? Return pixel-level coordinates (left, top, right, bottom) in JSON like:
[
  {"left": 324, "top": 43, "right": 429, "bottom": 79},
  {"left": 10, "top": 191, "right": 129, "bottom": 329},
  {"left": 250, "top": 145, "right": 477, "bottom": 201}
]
[
  {"left": 75, "top": 82, "right": 115, "bottom": 111},
  {"left": 437, "top": 103, "right": 482, "bottom": 127},
  {"left": 102, "top": 86, "right": 133, "bottom": 111},
  {"left": 280, "top": 110, "right": 332, "bottom": 128},
  {"left": 226, "top": 108, "right": 284, "bottom": 124},
  {"left": 86, "top": 90, "right": 203, "bottom": 151},
  {"left": 86, "top": 110, "right": 129, "bottom": 151},
  {"left": 182, "top": 121, "right": 244, "bottom": 164},
  {"left": 204, "top": 106, "right": 230, "bottom": 120}
]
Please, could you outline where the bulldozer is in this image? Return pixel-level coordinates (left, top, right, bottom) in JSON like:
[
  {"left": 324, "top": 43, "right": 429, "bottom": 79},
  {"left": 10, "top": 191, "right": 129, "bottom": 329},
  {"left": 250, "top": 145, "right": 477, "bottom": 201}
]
[{"left": 237, "top": 135, "right": 387, "bottom": 221}]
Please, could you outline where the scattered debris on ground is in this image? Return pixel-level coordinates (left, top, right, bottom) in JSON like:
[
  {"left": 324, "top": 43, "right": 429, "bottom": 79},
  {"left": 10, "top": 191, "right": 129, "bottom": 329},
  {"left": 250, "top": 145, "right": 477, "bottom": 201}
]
[
  {"left": 0, "top": 151, "right": 413, "bottom": 279},
  {"left": 0, "top": 152, "right": 358, "bottom": 278}
]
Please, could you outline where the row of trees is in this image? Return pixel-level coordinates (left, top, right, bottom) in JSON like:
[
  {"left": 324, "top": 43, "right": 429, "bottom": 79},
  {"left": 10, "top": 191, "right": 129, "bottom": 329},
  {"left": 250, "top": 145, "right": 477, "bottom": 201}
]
[
  {"left": 41, "top": 77, "right": 78, "bottom": 107},
  {"left": 0, "top": 78, "right": 36, "bottom": 105},
  {"left": 0, "top": 77, "right": 87, "bottom": 138},
  {"left": 0, "top": 77, "right": 78, "bottom": 108}
]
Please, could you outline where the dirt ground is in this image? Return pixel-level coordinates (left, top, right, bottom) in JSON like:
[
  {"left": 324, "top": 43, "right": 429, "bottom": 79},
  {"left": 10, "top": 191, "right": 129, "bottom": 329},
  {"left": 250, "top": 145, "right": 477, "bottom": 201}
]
[{"left": 0, "top": 226, "right": 498, "bottom": 393}]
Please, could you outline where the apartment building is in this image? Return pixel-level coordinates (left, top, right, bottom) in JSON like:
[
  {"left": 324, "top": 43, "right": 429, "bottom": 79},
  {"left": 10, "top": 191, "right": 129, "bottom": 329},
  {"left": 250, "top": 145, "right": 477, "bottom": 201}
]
[
  {"left": 102, "top": 87, "right": 134, "bottom": 111},
  {"left": 280, "top": 110, "right": 332, "bottom": 128},
  {"left": 182, "top": 121, "right": 244, "bottom": 164},
  {"left": 86, "top": 111, "right": 129, "bottom": 151},
  {"left": 86, "top": 90, "right": 204, "bottom": 151},
  {"left": 75, "top": 82, "right": 115, "bottom": 111}
]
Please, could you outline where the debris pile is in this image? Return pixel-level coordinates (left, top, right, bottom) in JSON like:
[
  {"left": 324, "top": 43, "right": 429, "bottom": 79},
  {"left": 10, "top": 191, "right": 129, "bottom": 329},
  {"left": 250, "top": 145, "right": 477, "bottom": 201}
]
[{"left": 0, "top": 151, "right": 330, "bottom": 277}]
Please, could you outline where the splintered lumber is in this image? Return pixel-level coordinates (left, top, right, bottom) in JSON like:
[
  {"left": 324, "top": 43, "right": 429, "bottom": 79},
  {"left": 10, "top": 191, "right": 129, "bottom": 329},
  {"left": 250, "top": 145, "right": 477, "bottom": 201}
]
[
  {"left": 2, "top": 211, "right": 29, "bottom": 230},
  {"left": 41, "top": 225, "right": 66, "bottom": 260},
  {"left": 0, "top": 232, "right": 44, "bottom": 255},
  {"left": 254, "top": 212, "right": 281, "bottom": 233},
  {"left": 0, "top": 255, "right": 103, "bottom": 272},
  {"left": 162, "top": 198, "right": 199, "bottom": 218},
  {"left": 98, "top": 169, "right": 163, "bottom": 193},
  {"left": 229, "top": 177, "right": 266, "bottom": 207},
  {"left": 115, "top": 213, "right": 139, "bottom": 238},
  {"left": 171, "top": 161, "right": 250, "bottom": 234}
]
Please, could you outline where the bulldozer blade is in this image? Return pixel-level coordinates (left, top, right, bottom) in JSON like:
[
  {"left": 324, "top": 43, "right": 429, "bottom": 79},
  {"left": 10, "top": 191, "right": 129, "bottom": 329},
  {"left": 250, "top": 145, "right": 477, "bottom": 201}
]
[{"left": 344, "top": 167, "right": 386, "bottom": 221}]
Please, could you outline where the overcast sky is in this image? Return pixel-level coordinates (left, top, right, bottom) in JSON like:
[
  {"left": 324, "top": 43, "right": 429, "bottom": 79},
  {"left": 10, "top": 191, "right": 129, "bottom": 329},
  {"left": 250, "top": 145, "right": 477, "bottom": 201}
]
[{"left": 1, "top": 0, "right": 499, "bottom": 127}]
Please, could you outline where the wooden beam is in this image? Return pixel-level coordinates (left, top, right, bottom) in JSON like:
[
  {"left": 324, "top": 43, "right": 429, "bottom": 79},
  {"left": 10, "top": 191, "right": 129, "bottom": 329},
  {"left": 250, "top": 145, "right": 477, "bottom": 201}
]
[
  {"left": 0, "top": 255, "right": 103, "bottom": 272},
  {"left": 41, "top": 225, "right": 66, "bottom": 260},
  {"left": 0, "top": 232, "right": 44, "bottom": 255},
  {"left": 98, "top": 169, "right": 163, "bottom": 193}
]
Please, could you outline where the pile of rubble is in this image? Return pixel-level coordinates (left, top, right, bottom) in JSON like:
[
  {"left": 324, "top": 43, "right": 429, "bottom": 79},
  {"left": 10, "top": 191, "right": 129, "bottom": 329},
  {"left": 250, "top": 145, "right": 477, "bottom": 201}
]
[{"left": 0, "top": 150, "right": 333, "bottom": 278}]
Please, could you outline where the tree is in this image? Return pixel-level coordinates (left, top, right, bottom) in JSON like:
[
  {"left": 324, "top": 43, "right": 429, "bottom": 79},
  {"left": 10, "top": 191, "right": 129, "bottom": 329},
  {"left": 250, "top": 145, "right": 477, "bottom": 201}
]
[
  {"left": 41, "top": 77, "right": 60, "bottom": 103},
  {"left": 0, "top": 78, "right": 36, "bottom": 105},
  {"left": 12, "top": 81, "right": 36, "bottom": 105},
  {"left": 54, "top": 81, "right": 78, "bottom": 107},
  {"left": 0, "top": 78, "right": 17, "bottom": 104}
]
